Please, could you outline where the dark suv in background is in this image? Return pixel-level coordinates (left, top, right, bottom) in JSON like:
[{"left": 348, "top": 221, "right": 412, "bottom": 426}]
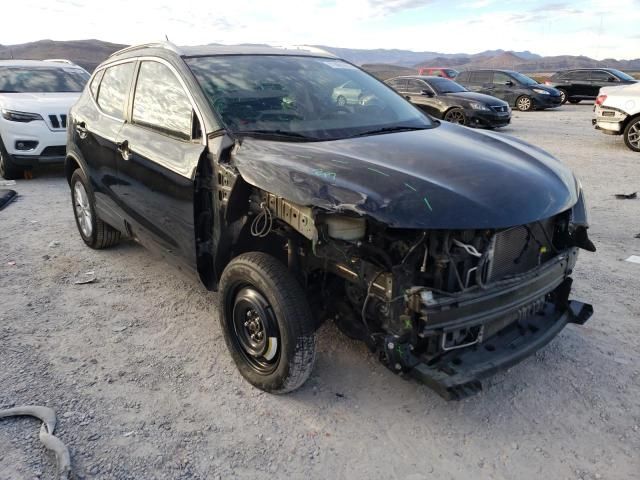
[
  {"left": 545, "top": 68, "right": 637, "bottom": 104},
  {"left": 457, "top": 69, "right": 562, "bottom": 111}
]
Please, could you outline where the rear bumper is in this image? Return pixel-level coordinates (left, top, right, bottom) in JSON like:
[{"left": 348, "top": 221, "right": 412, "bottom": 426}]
[
  {"left": 593, "top": 106, "right": 627, "bottom": 135},
  {"left": 410, "top": 299, "right": 593, "bottom": 400}
]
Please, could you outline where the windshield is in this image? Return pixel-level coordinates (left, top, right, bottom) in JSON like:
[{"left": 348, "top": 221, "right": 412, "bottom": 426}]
[
  {"left": 185, "top": 55, "right": 435, "bottom": 140},
  {"left": 0, "top": 67, "right": 89, "bottom": 93},
  {"left": 608, "top": 69, "right": 635, "bottom": 81},
  {"left": 444, "top": 69, "right": 459, "bottom": 78},
  {"left": 427, "top": 77, "right": 467, "bottom": 94},
  {"left": 510, "top": 72, "right": 538, "bottom": 86}
]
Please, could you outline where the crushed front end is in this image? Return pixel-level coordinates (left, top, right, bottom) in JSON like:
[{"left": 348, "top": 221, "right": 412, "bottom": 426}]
[{"left": 296, "top": 205, "right": 595, "bottom": 400}]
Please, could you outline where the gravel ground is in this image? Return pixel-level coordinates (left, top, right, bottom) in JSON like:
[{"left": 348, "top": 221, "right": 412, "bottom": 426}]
[{"left": 1, "top": 104, "right": 639, "bottom": 480}]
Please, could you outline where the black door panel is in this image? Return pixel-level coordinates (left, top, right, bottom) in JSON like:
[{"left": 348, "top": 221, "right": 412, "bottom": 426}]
[{"left": 114, "top": 124, "right": 204, "bottom": 266}]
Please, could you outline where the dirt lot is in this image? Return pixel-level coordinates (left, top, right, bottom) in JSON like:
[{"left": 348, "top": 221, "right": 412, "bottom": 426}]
[{"left": 1, "top": 104, "right": 639, "bottom": 480}]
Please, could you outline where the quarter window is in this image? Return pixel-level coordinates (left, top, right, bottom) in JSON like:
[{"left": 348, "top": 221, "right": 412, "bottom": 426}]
[
  {"left": 89, "top": 70, "right": 104, "bottom": 99},
  {"left": 132, "top": 61, "right": 193, "bottom": 140},
  {"left": 97, "top": 62, "right": 135, "bottom": 120}
]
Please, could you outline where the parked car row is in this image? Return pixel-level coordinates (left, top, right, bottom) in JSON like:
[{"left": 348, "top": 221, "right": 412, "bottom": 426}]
[{"left": 391, "top": 67, "right": 640, "bottom": 152}]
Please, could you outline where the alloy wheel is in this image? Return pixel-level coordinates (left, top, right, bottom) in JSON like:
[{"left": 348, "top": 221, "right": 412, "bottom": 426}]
[
  {"left": 73, "top": 181, "right": 93, "bottom": 238},
  {"left": 445, "top": 110, "right": 466, "bottom": 125},
  {"left": 517, "top": 97, "right": 532, "bottom": 111},
  {"left": 627, "top": 121, "right": 640, "bottom": 150}
]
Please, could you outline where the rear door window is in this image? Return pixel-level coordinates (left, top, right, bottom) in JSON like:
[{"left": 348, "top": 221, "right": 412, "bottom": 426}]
[
  {"left": 132, "top": 61, "right": 193, "bottom": 141},
  {"left": 572, "top": 71, "right": 591, "bottom": 81},
  {"left": 97, "top": 62, "right": 135, "bottom": 120},
  {"left": 387, "top": 78, "right": 407, "bottom": 91},
  {"left": 470, "top": 71, "right": 492, "bottom": 84},
  {"left": 406, "top": 79, "right": 428, "bottom": 94}
]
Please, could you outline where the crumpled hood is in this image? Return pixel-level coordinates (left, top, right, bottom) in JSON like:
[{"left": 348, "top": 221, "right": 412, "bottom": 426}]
[{"left": 231, "top": 122, "right": 578, "bottom": 229}]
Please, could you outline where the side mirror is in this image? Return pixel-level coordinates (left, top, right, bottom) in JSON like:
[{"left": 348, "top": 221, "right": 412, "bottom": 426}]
[
  {"left": 608, "top": 77, "right": 618, "bottom": 83},
  {"left": 505, "top": 80, "right": 514, "bottom": 87},
  {"left": 421, "top": 89, "right": 434, "bottom": 97}
]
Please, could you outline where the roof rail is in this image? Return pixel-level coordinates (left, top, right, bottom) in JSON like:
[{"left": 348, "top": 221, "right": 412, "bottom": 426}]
[
  {"left": 273, "top": 44, "right": 335, "bottom": 56},
  {"left": 44, "top": 58, "right": 75, "bottom": 65},
  {"left": 109, "top": 41, "right": 182, "bottom": 58}
]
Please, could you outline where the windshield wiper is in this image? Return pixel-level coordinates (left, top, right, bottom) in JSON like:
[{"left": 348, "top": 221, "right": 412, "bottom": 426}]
[
  {"left": 348, "top": 125, "right": 430, "bottom": 138},
  {"left": 235, "top": 129, "right": 318, "bottom": 141}
]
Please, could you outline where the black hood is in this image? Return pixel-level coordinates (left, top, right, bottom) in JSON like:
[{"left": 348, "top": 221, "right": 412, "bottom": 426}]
[
  {"left": 443, "top": 91, "right": 508, "bottom": 106},
  {"left": 231, "top": 122, "right": 578, "bottom": 229}
]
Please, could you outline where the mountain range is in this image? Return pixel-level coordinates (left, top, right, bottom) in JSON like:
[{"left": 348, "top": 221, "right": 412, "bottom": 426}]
[{"left": 1, "top": 40, "right": 638, "bottom": 74}]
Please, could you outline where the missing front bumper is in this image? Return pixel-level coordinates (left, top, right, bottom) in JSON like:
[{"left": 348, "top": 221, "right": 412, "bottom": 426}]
[{"left": 409, "top": 300, "right": 593, "bottom": 400}]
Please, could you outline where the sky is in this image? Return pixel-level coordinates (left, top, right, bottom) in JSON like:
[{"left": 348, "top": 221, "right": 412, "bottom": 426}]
[{"left": 3, "top": 0, "right": 640, "bottom": 59}]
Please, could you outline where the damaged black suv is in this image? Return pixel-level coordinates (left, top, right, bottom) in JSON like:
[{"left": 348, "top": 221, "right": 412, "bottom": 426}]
[{"left": 66, "top": 43, "right": 595, "bottom": 400}]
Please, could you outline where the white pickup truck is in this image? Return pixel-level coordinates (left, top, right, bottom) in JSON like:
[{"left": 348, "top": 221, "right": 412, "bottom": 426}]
[{"left": 593, "top": 82, "right": 640, "bottom": 152}]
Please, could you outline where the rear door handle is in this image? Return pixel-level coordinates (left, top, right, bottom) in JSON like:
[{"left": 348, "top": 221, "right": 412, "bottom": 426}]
[
  {"left": 116, "top": 140, "right": 132, "bottom": 161},
  {"left": 75, "top": 122, "right": 87, "bottom": 138}
]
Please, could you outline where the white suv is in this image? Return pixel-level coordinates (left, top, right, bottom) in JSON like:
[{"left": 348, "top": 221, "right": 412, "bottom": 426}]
[
  {"left": 593, "top": 81, "right": 640, "bottom": 152},
  {"left": 0, "top": 60, "right": 89, "bottom": 179}
]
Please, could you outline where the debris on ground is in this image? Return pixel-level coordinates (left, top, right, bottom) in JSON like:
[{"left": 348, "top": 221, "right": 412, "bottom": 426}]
[
  {"left": 0, "top": 405, "right": 71, "bottom": 480},
  {"left": 0, "top": 189, "right": 17, "bottom": 210},
  {"left": 614, "top": 192, "right": 637, "bottom": 199},
  {"left": 0, "top": 180, "right": 17, "bottom": 186},
  {"left": 625, "top": 255, "right": 640, "bottom": 264},
  {"left": 49, "top": 241, "right": 61, "bottom": 248},
  {"left": 74, "top": 271, "right": 97, "bottom": 285},
  {"left": 635, "top": 233, "right": 640, "bottom": 239}
]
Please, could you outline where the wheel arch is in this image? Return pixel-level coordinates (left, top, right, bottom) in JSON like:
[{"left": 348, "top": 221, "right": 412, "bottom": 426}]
[{"left": 64, "top": 150, "right": 90, "bottom": 186}]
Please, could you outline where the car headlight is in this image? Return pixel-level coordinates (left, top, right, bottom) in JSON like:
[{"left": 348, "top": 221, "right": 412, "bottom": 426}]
[
  {"left": 468, "top": 102, "right": 490, "bottom": 111},
  {"left": 1, "top": 109, "right": 44, "bottom": 122},
  {"left": 532, "top": 88, "right": 550, "bottom": 96}
]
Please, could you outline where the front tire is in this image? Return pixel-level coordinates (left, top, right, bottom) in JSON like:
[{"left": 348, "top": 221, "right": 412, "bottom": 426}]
[
  {"left": 444, "top": 108, "right": 467, "bottom": 125},
  {"left": 219, "top": 252, "right": 317, "bottom": 393},
  {"left": 516, "top": 95, "right": 533, "bottom": 111},
  {"left": 0, "top": 138, "right": 24, "bottom": 180},
  {"left": 336, "top": 95, "right": 347, "bottom": 107},
  {"left": 569, "top": 99, "right": 581, "bottom": 104},
  {"left": 558, "top": 89, "right": 568, "bottom": 104},
  {"left": 623, "top": 117, "right": 640, "bottom": 152},
  {"left": 70, "top": 169, "right": 121, "bottom": 249}
]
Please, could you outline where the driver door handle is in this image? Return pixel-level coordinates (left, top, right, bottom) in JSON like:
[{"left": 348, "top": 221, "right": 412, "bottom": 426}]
[{"left": 116, "top": 140, "right": 132, "bottom": 161}]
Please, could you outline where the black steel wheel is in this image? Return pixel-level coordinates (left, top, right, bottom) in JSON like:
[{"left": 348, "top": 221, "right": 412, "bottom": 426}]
[
  {"left": 219, "top": 252, "right": 316, "bottom": 393},
  {"left": 444, "top": 108, "right": 467, "bottom": 125},
  {"left": 623, "top": 117, "right": 640, "bottom": 152}
]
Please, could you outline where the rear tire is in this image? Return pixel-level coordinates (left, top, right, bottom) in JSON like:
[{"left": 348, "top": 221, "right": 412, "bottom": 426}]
[
  {"left": 516, "top": 96, "right": 533, "bottom": 112},
  {"left": 623, "top": 117, "right": 640, "bottom": 152},
  {"left": 70, "top": 169, "right": 121, "bottom": 249},
  {"left": 219, "top": 252, "right": 317, "bottom": 393},
  {"left": 0, "top": 138, "right": 24, "bottom": 180},
  {"left": 569, "top": 99, "right": 581, "bottom": 104}
]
